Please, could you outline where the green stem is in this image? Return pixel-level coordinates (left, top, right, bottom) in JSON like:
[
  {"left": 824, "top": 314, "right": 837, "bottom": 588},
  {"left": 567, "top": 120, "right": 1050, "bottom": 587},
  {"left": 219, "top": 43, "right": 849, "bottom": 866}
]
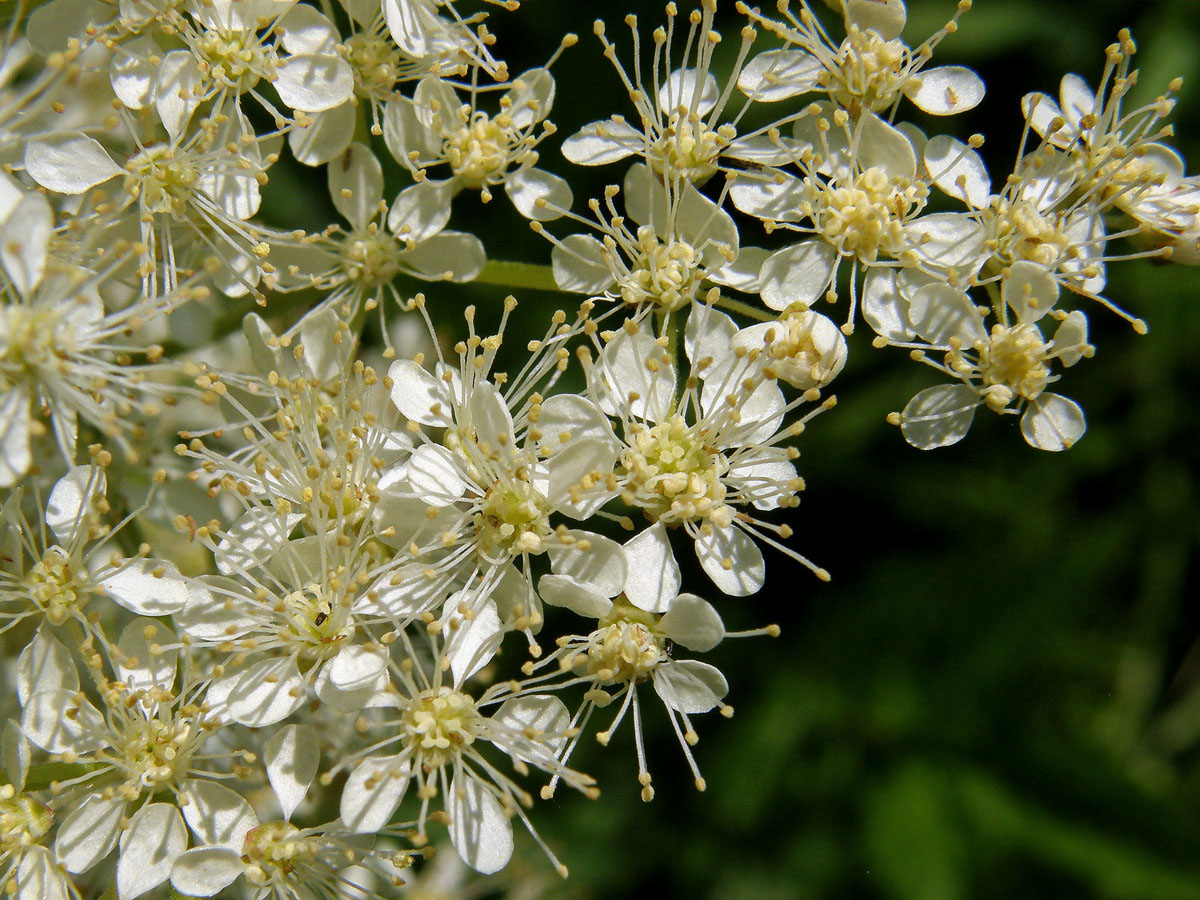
[
  {"left": 23, "top": 761, "right": 105, "bottom": 792},
  {"left": 714, "top": 295, "right": 775, "bottom": 322},
  {"left": 473, "top": 260, "right": 562, "bottom": 293}
]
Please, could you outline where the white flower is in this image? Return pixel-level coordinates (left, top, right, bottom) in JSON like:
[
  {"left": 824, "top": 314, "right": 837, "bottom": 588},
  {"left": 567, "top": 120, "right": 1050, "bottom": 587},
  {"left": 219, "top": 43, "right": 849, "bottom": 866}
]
[
  {"left": 336, "top": 644, "right": 594, "bottom": 876},
  {"left": 739, "top": 0, "right": 983, "bottom": 119},
  {"left": 584, "top": 312, "right": 829, "bottom": 595},
  {"left": 383, "top": 62, "right": 572, "bottom": 217},
  {"left": 895, "top": 261, "right": 1093, "bottom": 451},
  {"left": 545, "top": 163, "right": 765, "bottom": 316}
]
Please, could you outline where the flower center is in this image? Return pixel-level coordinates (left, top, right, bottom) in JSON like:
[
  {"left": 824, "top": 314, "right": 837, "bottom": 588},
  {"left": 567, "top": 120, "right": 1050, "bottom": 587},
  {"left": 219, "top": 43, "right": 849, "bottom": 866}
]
[
  {"left": 342, "top": 32, "right": 402, "bottom": 102},
  {"left": 622, "top": 414, "right": 730, "bottom": 526},
  {"left": 399, "top": 688, "right": 481, "bottom": 769},
  {"left": 124, "top": 145, "right": 200, "bottom": 218},
  {"left": 622, "top": 227, "right": 704, "bottom": 311},
  {"left": 815, "top": 167, "right": 924, "bottom": 261},
  {"left": 118, "top": 715, "right": 193, "bottom": 789},
  {"left": 475, "top": 479, "right": 553, "bottom": 557},
  {"left": 340, "top": 227, "right": 404, "bottom": 287},
  {"left": 279, "top": 588, "right": 350, "bottom": 658},
  {"left": 824, "top": 28, "right": 908, "bottom": 114},
  {"left": 649, "top": 113, "right": 727, "bottom": 184},
  {"left": 586, "top": 600, "right": 666, "bottom": 683},
  {"left": 27, "top": 546, "right": 87, "bottom": 627},
  {"left": 444, "top": 112, "right": 514, "bottom": 187},
  {"left": 988, "top": 199, "right": 1072, "bottom": 267},
  {"left": 0, "top": 304, "right": 76, "bottom": 378},
  {"left": 0, "top": 786, "right": 53, "bottom": 850},
  {"left": 242, "top": 820, "right": 318, "bottom": 885},
  {"left": 195, "top": 29, "right": 270, "bottom": 93},
  {"left": 976, "top": 322, "right": 1051, "bottom": 410}
]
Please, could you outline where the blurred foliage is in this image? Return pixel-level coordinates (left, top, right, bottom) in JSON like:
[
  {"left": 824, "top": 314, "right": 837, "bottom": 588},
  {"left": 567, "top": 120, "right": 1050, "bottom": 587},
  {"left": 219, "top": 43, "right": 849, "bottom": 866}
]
[{"left": 267, "top": 0, "right": 1200, "bottom": 897}]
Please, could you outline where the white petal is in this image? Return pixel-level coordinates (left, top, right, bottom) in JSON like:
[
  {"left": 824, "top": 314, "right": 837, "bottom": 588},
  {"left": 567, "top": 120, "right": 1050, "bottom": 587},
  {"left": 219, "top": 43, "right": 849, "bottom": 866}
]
[
  {"left": 278, "top": 3, "right": 339, "bottom": 54},
  {"left": 653, "top": 660, "right": 728, "bottom": 714},
  {"left": 2, "top": 188, "right": 52, "bottom": 297},
  {"left": 622, "top": 523, "right": 681, "bottom": 613},
  {"left": 924, "top": 135, "right": 990, "bottom": 208},
  {"left": 388, "top": 359, "right": 456, "bottom": 427},
  {"left": 388, "top": 179, "right": 453, "bottom": 243},
  {"left": 55, "top": 794, "right": 124, "bottom": 873},
  {"left": 1020, "top": 393, "right": 1086, "bottom": 451},
  {"left": 116, "top": 618, "right": 178, "bottom": 694},
  {"left": 591, "top": 330, "right": 676, "bottom": 421},
  {"left": 843, "top": 0, "right": 905, "bottom": 37},
  {"left": 341, "top": 754, "right": 410, "bottom": 833},
  {"left": 1021, "top": 91, "right": 1070, "bottom": 146},
  {"left": 536, "top": 394, "right": 616, "bottom": 452},
  {"left": 728, "top": 172, "right": 807, "bottom": 222},
  {"left": 448, "top": 774, "right": 514, "bottom": 874},
  {"left": 1053, "top": 311, "right": 1090, "bottom": 367},
  {"left": 760, "top": 241, "right": 837, "bottom": 310},
  {"left": 17, "top": 847, "right": 72, "bottom": 900},
  {"left": 402, "top": 231, "right": 486, "bottom": 282},
  {"left": 170, "top": 848, "right": 244, "bottom": 897},
  {"left": 657, "top": 67, "right": 719, "bottom": 115},
  {"left": 274, "top": 54, "right": 354, "bottom": 112},
  {"left": 24, "top": 134, "right": 121, "bottom": 194},
  {"left": 904, "top": 213, "right": 988, "bottom": 273},
  {"left": 908, "top": 282, "right": 986, "bottom": 346},
  {"left": 445, "top": 597, "right": 502, "bottom": 685},
  {"left": 179, "top": 779, "right": 257, "bottom": 850},
  {"left": 329, "top": 644, "right": 388, "bottom": 692},
  {"left": 502, "top": 67, "right": 555, "bottom": 129},
  {"left": 3, "top": 720, "right": 30, "bottom": 791},
  {"left": 561, "top": 118, "right": 644, "bottom": 165},
  {"left": 900, "top": 384, "right": 980, "bottom": 449},
  {"left": 546, "top": 437, "right": 615, "bottom": 510},
  {"left": 98, "top": 559, "right": 189, "bottom": 616},
  {"left": 17, "top": 626, "right": 79, "bottom": 706},
  {"left": 708, "top": 245, "right": 770, "bottom": 293},
  {"left": 214, "top": 509, "right": 305, "bottom": 575},
  {"left": 695, "top": 525, "right": 765, "bottom": 597},
  {"left": 490, "top": 695, "right": 571, "bottom": 760},
  {"left": 857, "top": 112, "right": 917, "bottom": 181},
  {"left": 467, "top": 381, "right": 514, "bottom": 457},
  {"left": 264, "top": 724, "right": 320, "bottom": 820},
  {"left": 861, "top": 267, "right": 914, "bottom": 342},
  {"left": 505, "top": 167, "right": 572, "bottom": 220},
  {"left": 538, "top": 574, "right": 614, "bottom": 618},
  {"left": 659, "top": 594, "right": 725, "bottom": 652},
  {"left": 0, "top": 389, "right": 31, "bottom": 488},
  {"left": 382, "top": 96, "right": 441, "bottom": 166},
  {"left": 1002, "top": 259, "right": 1059, "bottom": 323},
  {"left": 407, "top": 444, "right": 468, "bottom": 506},
  {"left": 551, "top": 233, "right": 613, "bottom": 294},
  {"left": 289, "top": 101, "right": 355, "bottom": 165},
  {"left": 46, "top": 465, "right": 106, "bottom": 545},
  {"left": 684, "top": 304, "right": 738, "bottom": 368},
  {"left": 156, "top": 51, "right": 203, "bottom": 142},
  {"left": 737, "top": 49, "right": 821, "bottom": 101},
  {"left": 904, "top": 66, "right": 985, "bottom": 116},
  {"left": 298, "top": 306, "right": 351, "bottom": 383},
  {"left": 109, "top": 34, "right": 159, "bottom": 108},
  {"left": 1058, "top": 73, "right": 1097, "bottom": 134},
  {"left": 117, "top": 803, "right": 187, "bottom": 900},
  {"left": 329, "top": 142, "right": 383, "bottom": 230},
  {"left": 23, "top": 690, "right": 105, "bottom": 754},
  {"left": 227, "top": 657, "right": 306, "bottom": 727},
  {"left": 548, "top": 531, "right": 627, "bottom": 597}
]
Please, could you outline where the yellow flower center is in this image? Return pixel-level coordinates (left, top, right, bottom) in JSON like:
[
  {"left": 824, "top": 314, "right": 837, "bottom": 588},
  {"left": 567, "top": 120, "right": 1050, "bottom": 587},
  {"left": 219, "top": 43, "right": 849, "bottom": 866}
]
[
  {"left": 475, "top": 479, "right": 552, "bottom": 557},
  {"left": 196, "top": 29, "right": 270, "bottom": 93},
  {"left": 124, "top": 145, "right": 200, "bottom": 218},
  {"left": 279, "top": 588, "right": 350, "bottom": 659},
  {"left": 445, "top": 113, "right": 514, "bottom": 187},
  {"left": 0, "top": 786, "right": 53, "bottom": 850},
  {"left": 119, "top": 716, "right": 193, "bottom": 788},
  {"left": 340, "top": 227, "right": 404, "bottom": 287},
  {"left": 649, "top": 112, "right": 727, "bottom": 184},
  {"left": 399, "top": 688, "right": 481, "bottom": 769},
  {"left": 342, "top": 31, "right": 402, "bottom": 102},
  {"left": 621, "top": 227, "right": 703, "bottom": 312},
  {"left": 242, "top": 820, "right": 319, "bottom": 885},
  {"left": 622, "top": 414, "right": 730, "bottom": 526},
  {"left": 27, "top": 546, "right": 87, "bottom": 627},
  {"left": 816, "top": 167, "right": 922, "bottom": 261},
  {"left": 988, "top": 198, "right": 1072, "bottom": 268},
  {"left": 585, "top": 600, "right": 667, "bottom": 683},
  {"left": 976, "top": 322, "right": 1051, "bottom": 410},
  {"left": 823, "top": 28, "right": 908, "bottom": 114}
]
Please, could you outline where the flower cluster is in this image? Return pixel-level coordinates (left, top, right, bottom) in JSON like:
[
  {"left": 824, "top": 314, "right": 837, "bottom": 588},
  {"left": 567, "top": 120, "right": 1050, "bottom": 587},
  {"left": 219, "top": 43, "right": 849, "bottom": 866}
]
[{"left": 0, "top": 0, "right": 1195, "bottom": 897}]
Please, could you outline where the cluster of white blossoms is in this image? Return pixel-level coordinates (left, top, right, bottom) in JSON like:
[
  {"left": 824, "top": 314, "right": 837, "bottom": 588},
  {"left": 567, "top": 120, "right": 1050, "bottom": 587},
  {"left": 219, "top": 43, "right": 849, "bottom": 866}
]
[{"left": 0, "top": 0, "right": 1196, "bottom": 896}]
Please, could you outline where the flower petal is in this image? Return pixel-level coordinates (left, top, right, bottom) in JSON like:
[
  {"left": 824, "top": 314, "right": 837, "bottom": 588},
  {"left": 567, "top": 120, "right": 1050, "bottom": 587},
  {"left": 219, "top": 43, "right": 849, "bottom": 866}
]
[
  {"left": 265, "top": 724, "right": 320, "bottom": 820},
  {"left": 695, "top": 525, "right": 765, "bottom": 597},
  {"left": 117, "top": 803, "right": 187, "bottom": 900},
  {"left": 448, "top": 773, "right": 514, "bottom": 874},
  {"left": 653, "top": 660, "right": 728, "bottom": 714},
  {"left": 622, "top": 523, "right": 681, "bottom": 613},
  {"left": 899, "top": 384, "right": 979, "bottom": 449}
]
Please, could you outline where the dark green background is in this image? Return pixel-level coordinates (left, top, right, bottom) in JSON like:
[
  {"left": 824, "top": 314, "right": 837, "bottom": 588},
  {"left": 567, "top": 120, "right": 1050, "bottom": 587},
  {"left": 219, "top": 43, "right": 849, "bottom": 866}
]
[{"left": 265, "top": 1, "right": 1200, "bottom": 896}]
